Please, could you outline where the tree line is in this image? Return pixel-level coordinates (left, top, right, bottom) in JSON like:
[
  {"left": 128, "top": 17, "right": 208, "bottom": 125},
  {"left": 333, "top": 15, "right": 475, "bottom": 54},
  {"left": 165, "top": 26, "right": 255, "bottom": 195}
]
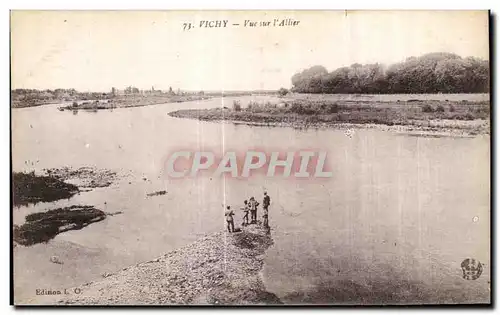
[{"left": 291, "top": 52, "right": 489, "bottom": 94}]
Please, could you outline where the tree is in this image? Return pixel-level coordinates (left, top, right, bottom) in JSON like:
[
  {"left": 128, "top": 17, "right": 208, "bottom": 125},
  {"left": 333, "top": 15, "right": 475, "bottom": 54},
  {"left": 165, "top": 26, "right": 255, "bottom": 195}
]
[
  {"left": 278, "top": 88, "right": 289, "bottom": 96},
  {"left": 290, "top": 52, "right": 489, "bottom": 94}
]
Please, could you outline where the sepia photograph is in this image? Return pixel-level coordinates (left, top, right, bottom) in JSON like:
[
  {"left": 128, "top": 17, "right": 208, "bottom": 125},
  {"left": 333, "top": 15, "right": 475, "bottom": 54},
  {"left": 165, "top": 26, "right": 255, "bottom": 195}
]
[{"left": 10, "top": 10, "right": 490, "bottom": 305}]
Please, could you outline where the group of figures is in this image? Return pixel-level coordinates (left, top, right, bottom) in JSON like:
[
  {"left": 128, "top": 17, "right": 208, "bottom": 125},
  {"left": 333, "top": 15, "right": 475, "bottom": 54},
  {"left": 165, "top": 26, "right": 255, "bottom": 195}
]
[{"left": 224, "top": 192, "right": 271, "bottom": 232}]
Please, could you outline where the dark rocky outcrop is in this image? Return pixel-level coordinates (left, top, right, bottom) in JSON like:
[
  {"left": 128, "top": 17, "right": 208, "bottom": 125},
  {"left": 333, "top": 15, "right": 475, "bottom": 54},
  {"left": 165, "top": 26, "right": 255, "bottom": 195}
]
[
  {"left": 12, "top": 172, "right": 79, "bottom": 207},
  {"left": 13, "top": 205, "right": 106, "bottom": 246}
]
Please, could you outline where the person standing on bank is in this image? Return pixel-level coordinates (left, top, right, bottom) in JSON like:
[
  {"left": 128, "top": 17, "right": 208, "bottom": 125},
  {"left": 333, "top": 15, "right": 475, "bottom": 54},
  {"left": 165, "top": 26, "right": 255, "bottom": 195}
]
[
  {"left": 225, "top": 206, "right": 235, "bottom": 232},
  {"left": 249, "top": 197, "right": 259, "bottom": 224},
  {"left": 263, "top": 192, "right": 271, "bottom": 228},
  {"left": 241, "top": 200, "right": 250, "bottom": 226}
]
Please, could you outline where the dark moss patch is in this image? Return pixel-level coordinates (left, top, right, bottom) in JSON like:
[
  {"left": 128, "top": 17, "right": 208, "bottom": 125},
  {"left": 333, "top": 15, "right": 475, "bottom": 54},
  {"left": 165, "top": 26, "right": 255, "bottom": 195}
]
[
  {"left": 13, "top": 172, "right": 79, "bottom": 207},
  {"left": 13, "top": 205, "right": 106, "bottom": 246}
]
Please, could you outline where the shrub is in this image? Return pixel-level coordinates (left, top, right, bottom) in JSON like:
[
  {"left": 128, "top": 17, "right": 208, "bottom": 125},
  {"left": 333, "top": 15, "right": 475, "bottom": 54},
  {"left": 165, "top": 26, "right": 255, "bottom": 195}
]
[
  {"left": 278, "top": 88, "right": 289, "bottom": 96},
  {"left": 232, "top": 100, "right": 241, "bottom": 112},
  {"left": 247, "top": 101, "right": 260, "bottom": 112},
  {"left": 325, "top": 102, "right": 340, "bottom": 114},
  {"left": 422, "top": 104, "right": 434, "bottom": 113},
  {"left": 465, "top": 113, "right": 475, "bottom": 120},
  {"left": 290, "top": 102, "right": 316, "bottom": 115},
  {"left": 436, "top": 105, "right": 445, "bottom": 113},
  {"left": 449, "top": 105, "right": 455, "bottom": 112}
]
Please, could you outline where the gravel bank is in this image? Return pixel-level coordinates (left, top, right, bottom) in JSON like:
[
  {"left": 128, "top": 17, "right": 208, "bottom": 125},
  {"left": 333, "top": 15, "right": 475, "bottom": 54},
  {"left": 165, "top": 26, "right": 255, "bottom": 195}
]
[{"left": 51, "top": 224, "right": 282, "bottom": 305}]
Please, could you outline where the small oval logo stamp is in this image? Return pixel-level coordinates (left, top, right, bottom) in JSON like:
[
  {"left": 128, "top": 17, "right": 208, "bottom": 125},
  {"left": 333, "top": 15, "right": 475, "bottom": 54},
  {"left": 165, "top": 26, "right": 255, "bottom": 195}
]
[{"left": 460, "top": 258, "right": 483, "bottom": 280}]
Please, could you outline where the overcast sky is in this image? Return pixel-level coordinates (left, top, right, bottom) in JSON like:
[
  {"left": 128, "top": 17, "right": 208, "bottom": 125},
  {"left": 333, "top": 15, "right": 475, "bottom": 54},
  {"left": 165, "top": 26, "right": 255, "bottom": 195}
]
[{"left": 11, "top": 10, "right": 489, "bottom": 92}]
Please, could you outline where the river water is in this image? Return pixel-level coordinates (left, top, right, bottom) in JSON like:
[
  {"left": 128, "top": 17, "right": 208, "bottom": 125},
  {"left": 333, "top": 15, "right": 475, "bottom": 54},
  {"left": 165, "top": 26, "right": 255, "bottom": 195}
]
[{"left": 12, "top": 96, "right": 490, "bottom": 304}]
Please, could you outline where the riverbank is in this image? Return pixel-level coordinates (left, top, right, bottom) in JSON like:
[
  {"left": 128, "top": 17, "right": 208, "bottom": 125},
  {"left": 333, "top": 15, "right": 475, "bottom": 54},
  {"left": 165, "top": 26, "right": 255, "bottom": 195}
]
[
  {"left": 168, "top": 97, "right": 490, "bottom": 136},
  {"left": 14, "top": 205, "right": 106, "bottom": 246},
  {"left": 46, "top": 224, "right": 281, "bottom": 305},
  {"left": 12, "top": 168, "right": 118, "bottom": 247},
  {"left": 56, "top": 94, "right": 212, "bottom": 111},
  {"left": 13, "top": 172, "right": 79, "bottom": 207}
]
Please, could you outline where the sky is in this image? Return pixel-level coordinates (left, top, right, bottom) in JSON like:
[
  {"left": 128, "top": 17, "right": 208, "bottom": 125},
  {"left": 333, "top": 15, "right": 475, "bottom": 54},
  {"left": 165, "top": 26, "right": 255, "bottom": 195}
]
[{"left": 11, "top": 10, "right": 489, "bottom": 92}]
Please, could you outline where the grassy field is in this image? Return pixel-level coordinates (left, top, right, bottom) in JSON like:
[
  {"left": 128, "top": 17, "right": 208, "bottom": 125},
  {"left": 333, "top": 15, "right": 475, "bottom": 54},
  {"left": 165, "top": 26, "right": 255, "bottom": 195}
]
[{"left": 168, "top": 93, "right": 490, "bottom": 136}]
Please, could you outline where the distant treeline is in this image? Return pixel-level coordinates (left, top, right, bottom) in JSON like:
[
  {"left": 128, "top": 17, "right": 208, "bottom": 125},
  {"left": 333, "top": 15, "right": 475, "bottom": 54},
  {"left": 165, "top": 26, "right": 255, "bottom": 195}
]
[
  {"left": 10, "top": 87, "right": 204, "bottom": 108},
  {"left": 11, "top": 88, "right": 109, "bottom": 107},
  {"left": 291, "top": 53, "right": 489, "bottom": 94}
]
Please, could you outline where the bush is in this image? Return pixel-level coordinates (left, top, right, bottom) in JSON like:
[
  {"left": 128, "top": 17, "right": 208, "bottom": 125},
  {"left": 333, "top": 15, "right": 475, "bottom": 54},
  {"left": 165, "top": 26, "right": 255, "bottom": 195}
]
[
  {"left": 422, "top": 104, "right": 434, "bottom": 113},
  {"left": 232, "top": 100, "right": 241, "bottom": 112},
  {"left": 247, "top": 101, "right": 272, "bottom": 112},
  {"left": 278, "top": 88, "right": 289, "bottom": 96},
  {"left": 247, "top": 101, "right": 258, "bottom": 111},
  {"left": 436, "top": 105, "right": 445, "bottom": 113},
  {"left": 264, "top": 101, "right": 276, "bottom": 109},
  {"left": 325, "top": 102, "right": 340, "bottom": 114},
  {"left": 449, "top": 105, "right": 455, "bottom": 112},
  {"left": 465, "top": 113, "right": 475, "bottom": 120},
  {"left": 289, "top": 102, "right": 316, "bottom": 115}
]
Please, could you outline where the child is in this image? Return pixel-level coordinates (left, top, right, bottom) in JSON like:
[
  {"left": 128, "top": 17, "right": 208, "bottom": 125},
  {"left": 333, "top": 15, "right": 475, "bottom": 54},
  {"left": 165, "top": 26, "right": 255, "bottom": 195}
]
[{"left": 225, "top": 206, "right": 235, "bottom": 232}]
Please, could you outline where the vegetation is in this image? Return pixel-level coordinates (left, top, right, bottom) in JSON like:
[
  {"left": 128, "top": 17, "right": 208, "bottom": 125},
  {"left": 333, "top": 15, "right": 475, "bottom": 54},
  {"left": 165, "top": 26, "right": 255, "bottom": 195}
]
[
  {"left": 232, "top": 100, "right": 242, "bottom": 112},
  {"left": 291, "top": 52, "right": 489, "bottom": 94},
  {"left": 278, "top": 88, "right": 289, "bottom": 96},
  {"left": 11, "top": 89, "right": 110, "bottom": 108},
  {"left": 12, "top": 172, "right": 79, "bottom": 207},
  {"left": 13, "top": 205, "right": 106, "bottom": 246},
  {"left": 169, "top": 96, "right": 490, "bottom": 136},
  {"left": 12, "top": 87, "right": 211, "bottom": 108}
]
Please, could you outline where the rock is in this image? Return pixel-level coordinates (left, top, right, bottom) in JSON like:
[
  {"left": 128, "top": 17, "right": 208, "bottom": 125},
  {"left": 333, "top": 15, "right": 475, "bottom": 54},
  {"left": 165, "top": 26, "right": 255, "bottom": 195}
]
[
  {"left": 146, "top": 190, "right": 167, "bottom": 197},
  {"left": 50, "top": 256, "right": 64, "bottom": 264}
]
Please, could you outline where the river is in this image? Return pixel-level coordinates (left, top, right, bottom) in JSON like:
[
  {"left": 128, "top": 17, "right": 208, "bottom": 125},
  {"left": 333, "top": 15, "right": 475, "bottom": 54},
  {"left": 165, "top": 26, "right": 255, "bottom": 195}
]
[{"left": 12, "top": 96, "right": 490, "bottom": 304}]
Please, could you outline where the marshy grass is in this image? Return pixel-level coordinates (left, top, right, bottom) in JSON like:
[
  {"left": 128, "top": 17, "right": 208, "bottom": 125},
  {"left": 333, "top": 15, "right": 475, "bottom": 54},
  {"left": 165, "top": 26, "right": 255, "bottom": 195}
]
[
  {"left": 13, "top": 172, "right": 79, "bottom": 207},
  {"left": 13, "top": 205, "right": 106, "bottom": 246},
  {"left": 168, "top": 97, "right": 490, "bottom": 135}
]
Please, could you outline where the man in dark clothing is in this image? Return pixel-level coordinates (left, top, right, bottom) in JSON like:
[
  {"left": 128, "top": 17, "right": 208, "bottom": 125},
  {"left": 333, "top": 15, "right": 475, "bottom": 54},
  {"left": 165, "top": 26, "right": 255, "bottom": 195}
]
[
  {"left": 225, "top": 206, "right": 235, "bottom": 232},
  {"left": 249, "top": 197, "right": 259, "bottom": 224},
  {"left": 262, "top": 192, "right": 271, "bottom": 228}
]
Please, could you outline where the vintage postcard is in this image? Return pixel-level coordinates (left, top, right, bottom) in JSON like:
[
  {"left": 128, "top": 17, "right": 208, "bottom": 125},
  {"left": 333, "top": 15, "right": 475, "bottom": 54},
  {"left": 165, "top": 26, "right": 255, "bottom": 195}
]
[{"left": 11, "top": 10, "right": 490, "bottom": 305}]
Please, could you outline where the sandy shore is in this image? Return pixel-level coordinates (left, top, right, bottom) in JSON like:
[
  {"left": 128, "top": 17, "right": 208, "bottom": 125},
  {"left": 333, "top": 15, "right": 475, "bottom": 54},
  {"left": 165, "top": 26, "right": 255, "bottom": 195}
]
[
  {"left": 231, "top": 119, "right": 490, "bottom": 137},
  {"left": 170, "top": 113, "right": 490, "bottom": 138},
  {"left": 35, "top": 224, "right": 281, "bottom": 305}
]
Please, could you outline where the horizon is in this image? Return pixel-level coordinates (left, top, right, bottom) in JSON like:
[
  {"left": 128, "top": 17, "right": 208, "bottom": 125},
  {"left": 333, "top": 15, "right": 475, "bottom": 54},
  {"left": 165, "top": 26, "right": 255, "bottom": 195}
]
[{"left": 11, "top": 11, "right": 489, "bottom": 92}]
